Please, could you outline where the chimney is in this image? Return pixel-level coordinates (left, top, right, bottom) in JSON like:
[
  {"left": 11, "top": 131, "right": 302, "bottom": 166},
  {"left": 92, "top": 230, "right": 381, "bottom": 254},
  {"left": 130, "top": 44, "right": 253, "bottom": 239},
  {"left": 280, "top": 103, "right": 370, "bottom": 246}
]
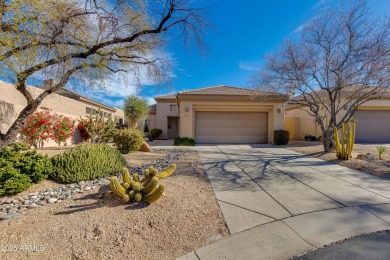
[{"left": 43, "top": 79, "right": 55, "bottom": 90}]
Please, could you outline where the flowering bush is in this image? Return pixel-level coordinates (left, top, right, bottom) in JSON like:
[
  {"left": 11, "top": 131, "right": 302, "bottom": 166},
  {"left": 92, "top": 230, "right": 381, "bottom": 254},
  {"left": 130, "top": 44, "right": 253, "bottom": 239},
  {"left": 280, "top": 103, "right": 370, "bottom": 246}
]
[
  {"left": 21, "top": 110, "right": 74, "bottom": 148},
  {"left": 77, "top": 120, "right": 90, "bottom": 141},
  {"left": 21, "top": 110, "right": 54, "bottom": 148},
  {"left": 52, "top": 115, "right": 74, "bottom": 146}
]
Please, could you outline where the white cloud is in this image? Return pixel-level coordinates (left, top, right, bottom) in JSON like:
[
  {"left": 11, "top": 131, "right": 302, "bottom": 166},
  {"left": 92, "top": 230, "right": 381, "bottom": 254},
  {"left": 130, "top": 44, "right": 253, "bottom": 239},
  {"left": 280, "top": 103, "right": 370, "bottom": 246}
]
[
  {"left": 238, "top": 61, "right": 261, "bottom": 72},
  {"left": 312, "top": 0, "right": 330, "bottom": 10},
  {"left": 144, "top": 96, "right": 156, "bottom": 105}
]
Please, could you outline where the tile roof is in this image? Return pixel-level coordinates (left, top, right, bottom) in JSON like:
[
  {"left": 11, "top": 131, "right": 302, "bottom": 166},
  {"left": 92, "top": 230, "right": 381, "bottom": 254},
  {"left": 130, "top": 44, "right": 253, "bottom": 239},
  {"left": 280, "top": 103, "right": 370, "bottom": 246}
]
[{"left": 178, "top": 85, "right": 276, "bottom": 96}]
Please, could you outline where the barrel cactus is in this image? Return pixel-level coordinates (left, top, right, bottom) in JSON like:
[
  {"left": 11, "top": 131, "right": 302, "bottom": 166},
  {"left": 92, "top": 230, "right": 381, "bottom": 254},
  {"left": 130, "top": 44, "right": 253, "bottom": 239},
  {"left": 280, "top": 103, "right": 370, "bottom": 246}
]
[{"left": 108, "top": 164, "right": 176, "bottom": 204}]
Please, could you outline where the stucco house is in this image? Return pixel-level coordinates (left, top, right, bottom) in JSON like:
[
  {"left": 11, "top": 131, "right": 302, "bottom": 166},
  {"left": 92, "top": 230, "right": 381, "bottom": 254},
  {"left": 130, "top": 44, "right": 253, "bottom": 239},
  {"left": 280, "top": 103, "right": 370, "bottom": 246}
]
[
  {"left": 0, "top": 80, "right": 125, "bottom": 147},
  {"left": 285, "top": 87, "right": 390, "bottom": 143},
  {"left": 150, "top": 86, "right": 289, "bottom": 144}
]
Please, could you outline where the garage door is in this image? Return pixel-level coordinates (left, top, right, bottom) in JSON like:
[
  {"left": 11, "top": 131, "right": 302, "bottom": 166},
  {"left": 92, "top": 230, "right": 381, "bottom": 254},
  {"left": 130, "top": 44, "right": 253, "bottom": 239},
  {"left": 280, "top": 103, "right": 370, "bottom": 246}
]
[
  {"left": 354, "top": 110, "right": 390, "bottom": 143},
  {"left": 195, "top": 111, "right": 268, "bottom": 144}
]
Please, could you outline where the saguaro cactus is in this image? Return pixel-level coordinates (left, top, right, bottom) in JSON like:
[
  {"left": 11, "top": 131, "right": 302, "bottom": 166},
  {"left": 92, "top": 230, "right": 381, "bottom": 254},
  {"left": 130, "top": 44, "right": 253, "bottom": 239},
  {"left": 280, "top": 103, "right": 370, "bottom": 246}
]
[{"left": 333, "top": 121, "right": 356, "bottom": 160}]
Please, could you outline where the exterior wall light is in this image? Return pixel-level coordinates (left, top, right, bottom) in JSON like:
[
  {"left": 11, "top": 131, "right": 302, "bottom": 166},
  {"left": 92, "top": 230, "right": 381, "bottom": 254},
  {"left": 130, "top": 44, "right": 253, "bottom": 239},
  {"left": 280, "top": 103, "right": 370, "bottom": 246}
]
[
  {"left": 184, "top": 106, "right": 190, "bottom": 113},
  {"left": 277, "top": 107, "right": 283, "bottom": 113}
]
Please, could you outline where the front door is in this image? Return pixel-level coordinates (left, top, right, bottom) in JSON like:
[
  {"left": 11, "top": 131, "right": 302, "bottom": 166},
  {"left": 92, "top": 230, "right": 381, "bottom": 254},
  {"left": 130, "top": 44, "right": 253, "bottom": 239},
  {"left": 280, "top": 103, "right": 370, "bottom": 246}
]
[{"left": 167, "top": 117, "right": 179, "bottom": 139}]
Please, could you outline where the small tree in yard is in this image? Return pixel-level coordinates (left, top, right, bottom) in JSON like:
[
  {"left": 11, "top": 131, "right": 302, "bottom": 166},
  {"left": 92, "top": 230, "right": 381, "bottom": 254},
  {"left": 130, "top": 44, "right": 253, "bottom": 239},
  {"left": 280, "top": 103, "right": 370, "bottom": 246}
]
[
  {"left": 253, "top": 1, "right": 390, "bottom": 152},
  {"left": 0, "top": 0, "right": 208, "bottom": 148},
  {"left": 124, "top": 96, "right": 150, "bottom": 129}
]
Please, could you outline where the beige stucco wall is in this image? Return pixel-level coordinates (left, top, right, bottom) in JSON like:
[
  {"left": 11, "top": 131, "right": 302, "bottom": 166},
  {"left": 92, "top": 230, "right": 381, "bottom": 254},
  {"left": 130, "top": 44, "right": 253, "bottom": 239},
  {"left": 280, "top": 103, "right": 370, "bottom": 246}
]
[
  {"left": 285, "top": 99, "right": 390, "bottom": 140},
  {"left": 0, "top": 81, "right": 125, "bottom": 147},
  {"left": 148, "top": 115, "right": 156, "bottom": 130},
  {"left": 155, "top": 102, "right": 180, "bottom": 139}
]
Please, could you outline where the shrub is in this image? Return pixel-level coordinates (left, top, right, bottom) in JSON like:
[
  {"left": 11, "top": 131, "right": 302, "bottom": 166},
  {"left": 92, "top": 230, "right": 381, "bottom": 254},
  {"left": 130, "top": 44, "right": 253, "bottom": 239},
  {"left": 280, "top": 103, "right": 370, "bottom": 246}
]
[
  {"left": 0, "top": 143, "right": 53, "bottom": 195},
  {"left": 112, "top": 129, "right": 144, "bottom": 154},
  {"left": 78, "top": 108, "right": 116, "bottom": 143},
  {"left": 150, "top": 128, "right": 162, "bottom": 139},
  {"left": 273, "top": 130, "right": 289, "bottom": 145},
  {"left": 377, "top": 145, "right": 388, "bottom": 160},
  {"left": 144, "top": 132, "right": 153, "bottom": 141},
  {"left": 21, "top": 110, "right": 74, "bottom": 148},
  {"left": 174, "top": 137, "right": 195, "bottom": 146},
  {"left": 51, "top": 144, "right": 127, "bottom": 183},
  {"left": 51, "top": 115, "right": 74, "bottom": 146}
]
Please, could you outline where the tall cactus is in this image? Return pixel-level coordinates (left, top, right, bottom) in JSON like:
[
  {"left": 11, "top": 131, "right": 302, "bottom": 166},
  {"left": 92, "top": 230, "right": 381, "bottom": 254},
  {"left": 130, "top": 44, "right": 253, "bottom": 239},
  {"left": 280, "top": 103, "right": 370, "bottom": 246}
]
[
  {"left": 333, "top": 120, "right": 356, "bottom": 160},
  {"left": 122, "top": 168, "right": 131, "bottom": 184}
]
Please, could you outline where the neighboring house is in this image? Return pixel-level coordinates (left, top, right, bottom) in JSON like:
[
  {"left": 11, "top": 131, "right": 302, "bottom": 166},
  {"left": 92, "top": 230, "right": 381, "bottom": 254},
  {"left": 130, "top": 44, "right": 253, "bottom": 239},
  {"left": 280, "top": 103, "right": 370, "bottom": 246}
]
[
  {"left": 0, "top": 80, "right": 125, "bottom": 147},
  {"left": 150, "top": 86, "right": 289, "bottom": 144},
  {"left": 285, "top": 87, "right": 390, "bottom": 143}
]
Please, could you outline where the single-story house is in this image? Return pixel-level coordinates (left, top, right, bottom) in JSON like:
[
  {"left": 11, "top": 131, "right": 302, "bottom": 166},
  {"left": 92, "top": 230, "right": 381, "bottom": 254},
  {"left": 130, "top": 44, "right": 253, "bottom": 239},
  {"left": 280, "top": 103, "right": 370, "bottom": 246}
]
[
  {"left": 285, "top": 87, "right": 390, "bottom": 143},
  {"left": 0, "top": 80, "right": 125, "bottom": 146},
  {"left": 150, "top": 85, "right": 289, "bottom": 144}
]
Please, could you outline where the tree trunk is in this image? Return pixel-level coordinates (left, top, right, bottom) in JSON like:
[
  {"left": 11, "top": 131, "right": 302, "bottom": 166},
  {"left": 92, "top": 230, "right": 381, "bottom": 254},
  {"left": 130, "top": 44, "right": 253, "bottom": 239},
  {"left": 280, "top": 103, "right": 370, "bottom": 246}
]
[
  {"left": 0, "top": 98, "right": 46, "bottom": 149},
  {"left": 322, "top": 129, "right": 334, "bottom": 152}
]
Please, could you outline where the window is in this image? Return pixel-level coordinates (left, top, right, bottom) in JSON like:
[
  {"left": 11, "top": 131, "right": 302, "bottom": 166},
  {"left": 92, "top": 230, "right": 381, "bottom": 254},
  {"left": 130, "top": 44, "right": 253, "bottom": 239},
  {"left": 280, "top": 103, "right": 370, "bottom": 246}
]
[{"left": 170, "top": 104, "right": 177, "bottom": 111}]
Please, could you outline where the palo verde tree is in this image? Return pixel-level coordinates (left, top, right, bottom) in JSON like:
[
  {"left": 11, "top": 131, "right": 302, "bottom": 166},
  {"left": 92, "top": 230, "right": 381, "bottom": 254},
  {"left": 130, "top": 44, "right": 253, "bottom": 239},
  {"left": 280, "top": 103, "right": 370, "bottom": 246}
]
[
  {"left": 253, "top": 1, "right": 390, "bottom": 152},
  {"left": 0, "top": 0, "right": 207, "bottom": 148}
]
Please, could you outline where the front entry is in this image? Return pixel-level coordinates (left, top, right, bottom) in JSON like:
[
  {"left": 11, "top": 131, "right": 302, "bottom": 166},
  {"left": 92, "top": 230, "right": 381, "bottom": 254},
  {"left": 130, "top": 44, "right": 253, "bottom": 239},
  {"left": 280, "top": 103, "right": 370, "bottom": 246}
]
[{"left": 167, "top": 117, "right": 179, "bottom": 139}]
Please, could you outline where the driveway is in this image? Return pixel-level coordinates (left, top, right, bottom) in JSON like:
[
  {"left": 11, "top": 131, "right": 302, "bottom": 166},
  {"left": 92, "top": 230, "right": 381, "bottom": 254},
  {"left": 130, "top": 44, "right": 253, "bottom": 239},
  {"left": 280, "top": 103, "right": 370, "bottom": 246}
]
[{"left": 179, "top": 145, "right": 390, "bottom": 260}]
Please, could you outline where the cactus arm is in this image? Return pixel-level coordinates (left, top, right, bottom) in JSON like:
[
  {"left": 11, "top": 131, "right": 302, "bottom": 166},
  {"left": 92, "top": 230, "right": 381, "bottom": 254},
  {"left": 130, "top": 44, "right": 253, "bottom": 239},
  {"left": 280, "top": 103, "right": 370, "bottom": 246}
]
[
  {"left": 141, "top": 177, "right": 159, "bottom": 195},
  {"left": 143, "top": 184, "right": 166, "bottom": 204},
  {"left": 156, "top": 164, "right": 177, "bottom": 179},
  {"left": 122, "top": 168, "right": 131, "bottom": 184},
  {"left": 110, "top": 177, "right": 127, "bottom": 197}
]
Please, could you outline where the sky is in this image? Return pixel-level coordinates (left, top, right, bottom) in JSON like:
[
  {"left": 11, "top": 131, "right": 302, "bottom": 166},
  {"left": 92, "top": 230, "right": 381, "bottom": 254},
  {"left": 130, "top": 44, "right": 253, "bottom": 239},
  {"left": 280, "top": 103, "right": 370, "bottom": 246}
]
[{"left": 15, "top": 0, "right": 390, "bottom": 108}]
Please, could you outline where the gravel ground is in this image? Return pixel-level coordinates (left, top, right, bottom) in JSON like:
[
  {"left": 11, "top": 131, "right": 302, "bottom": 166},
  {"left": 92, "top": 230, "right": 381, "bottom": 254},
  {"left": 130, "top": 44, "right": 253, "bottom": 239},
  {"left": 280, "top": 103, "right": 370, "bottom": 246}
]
[
  {"left": 286, "top": 141, "right": 390, "bottom": 179},
  {"left": 0, "top": 150, "right": 228, "bottom": 259}
]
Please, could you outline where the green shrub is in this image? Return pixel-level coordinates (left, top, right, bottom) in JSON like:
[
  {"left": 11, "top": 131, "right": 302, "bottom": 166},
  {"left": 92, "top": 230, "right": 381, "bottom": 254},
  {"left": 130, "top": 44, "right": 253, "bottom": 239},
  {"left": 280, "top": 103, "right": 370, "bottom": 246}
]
[
  {"left": 51, "top": 144, "right": 126, "bottom": 183},
  {"left": 0, "top": 143, "right": 52, "bottom": 195},
  {"left": 112, "top": 129, "right": 144, "bottom": 154},
  {"left": 150, "top": 128, "right": 162, "bottom": 139},
  {"left": 144, "top": 132, "right": 153, "bottom": 141},
  {"left": 0, "top": 165, "right": 32, "bottom": 195},
  {"left": 273, "top": 130, "right": 289, "bottom": 145},
  {"left": 174, "top": 137, "right": 195, "bottom": 146}
]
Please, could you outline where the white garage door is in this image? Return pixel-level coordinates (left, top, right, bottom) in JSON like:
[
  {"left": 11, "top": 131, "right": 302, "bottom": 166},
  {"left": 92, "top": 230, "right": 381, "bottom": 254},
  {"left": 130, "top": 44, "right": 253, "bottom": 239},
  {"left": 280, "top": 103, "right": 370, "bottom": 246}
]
[
  {"left": 195, "top": 111, "right": 268, "bottom": 144},
  {"left": 354, "top": 110, "right": 390, "bottom": 143}
]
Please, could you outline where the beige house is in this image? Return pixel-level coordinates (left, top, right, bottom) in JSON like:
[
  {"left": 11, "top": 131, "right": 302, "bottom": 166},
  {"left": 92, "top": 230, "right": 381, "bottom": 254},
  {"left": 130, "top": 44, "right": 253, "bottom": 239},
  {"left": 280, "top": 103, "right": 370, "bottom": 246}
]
[
  {"left": 0, "top": 80, "right": 125, "bottom": 147},
  {"left": 151, "top": 86, "right": 289, "bottom": 144},
  {"left": 285, "top": 89, "right": 390, "bottom": 143}
]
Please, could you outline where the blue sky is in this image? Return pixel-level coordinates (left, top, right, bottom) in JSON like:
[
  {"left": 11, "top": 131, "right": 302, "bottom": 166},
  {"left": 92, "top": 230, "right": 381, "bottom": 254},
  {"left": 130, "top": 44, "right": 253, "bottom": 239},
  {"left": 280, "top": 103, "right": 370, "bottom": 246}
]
[
  {"left": 132, "top": 0, "right": 390, "bottom": 106},
  {"left": 16, "top": 0, "right": 390, "bottom": 108}
]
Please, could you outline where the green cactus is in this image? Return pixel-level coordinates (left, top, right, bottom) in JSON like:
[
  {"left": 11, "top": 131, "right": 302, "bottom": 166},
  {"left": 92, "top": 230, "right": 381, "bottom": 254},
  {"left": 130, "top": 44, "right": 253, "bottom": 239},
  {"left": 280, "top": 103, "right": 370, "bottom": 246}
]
[
  {"left": 156, "top": 164, "right": 176, "bottom": 179},
  {"left": 122, "top": 168, "right": 131, "bottom": 184},
  {"left": 143, "top": 184, "right": 166, "bottom": 204},
  {"left": 122, "top": 194, "right": 130, "bottom": 203},
  {"left": 110, "top": 177, "right": 126, "bottom": 197},
  {"left": 144, "top": 169, "right": 150, "bottom": 178},
  {"left": 141, "top": 177, "right": 159, "bottom": 195},
  {"left": 333, "top": 120, "right": 356, "bottom": 160},
  {"left": 134, "top": 192, "right": 143, "bottom": 202},
  {"left": 133, "top": 173, "right": 140, "bottom": 182},
  {"left": 131, "top": 181, "right": 141, "bottom": 192},
  {"left": 129, "top": 190, "right": 135, "bottom": 201},
  {"left": 150, "top": 168, "right": 158, "bottom": 177},
  {"left": 123, "top": 183, "right": 130, "bottom": 190}
]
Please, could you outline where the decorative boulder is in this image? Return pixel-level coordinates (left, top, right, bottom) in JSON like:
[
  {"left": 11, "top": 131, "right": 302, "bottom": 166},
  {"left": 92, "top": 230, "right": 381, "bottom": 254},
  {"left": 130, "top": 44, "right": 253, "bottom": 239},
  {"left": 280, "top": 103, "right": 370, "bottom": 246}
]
[{"left": 139, "top": 141, "right": 152, "bottom": 152}]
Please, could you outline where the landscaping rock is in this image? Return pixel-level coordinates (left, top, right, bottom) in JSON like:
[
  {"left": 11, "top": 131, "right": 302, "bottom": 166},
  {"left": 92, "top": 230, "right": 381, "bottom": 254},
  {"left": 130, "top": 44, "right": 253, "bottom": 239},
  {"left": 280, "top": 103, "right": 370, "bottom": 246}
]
[
  {"left": 139, "top": 141, "right": 153, "bottom": 152},
  {"left": 28, "top": 204, "right": 39, "bottom": 209},
  {"left": 48, "top": 198, "right": 58, "bottom": 204},
  {"left": 1, "top": 212, "right": 17, "bottom": 220},
  {"left": 84, "top": 186, "right": 92, "bottom": 191}
]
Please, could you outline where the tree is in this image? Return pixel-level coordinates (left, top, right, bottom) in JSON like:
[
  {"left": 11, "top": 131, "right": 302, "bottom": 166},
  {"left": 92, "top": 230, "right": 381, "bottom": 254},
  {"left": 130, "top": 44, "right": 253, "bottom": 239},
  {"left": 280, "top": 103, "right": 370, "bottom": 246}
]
[
  {"left": 124, "top": 96, "right": 150, "bottom": 129},
  {"left": 253, "top": 1, "right": 390, "bottom": 151},
  {"left": 0, "top": 0, "right": 207, "bottom": 148}
]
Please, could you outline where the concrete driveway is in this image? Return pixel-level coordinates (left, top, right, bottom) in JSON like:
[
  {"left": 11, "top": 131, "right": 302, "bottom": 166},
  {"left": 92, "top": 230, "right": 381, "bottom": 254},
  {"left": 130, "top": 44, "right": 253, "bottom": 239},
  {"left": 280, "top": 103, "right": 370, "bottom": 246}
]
[{"left": 179, "top": 145, "right": 390, "bottom": 260}]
